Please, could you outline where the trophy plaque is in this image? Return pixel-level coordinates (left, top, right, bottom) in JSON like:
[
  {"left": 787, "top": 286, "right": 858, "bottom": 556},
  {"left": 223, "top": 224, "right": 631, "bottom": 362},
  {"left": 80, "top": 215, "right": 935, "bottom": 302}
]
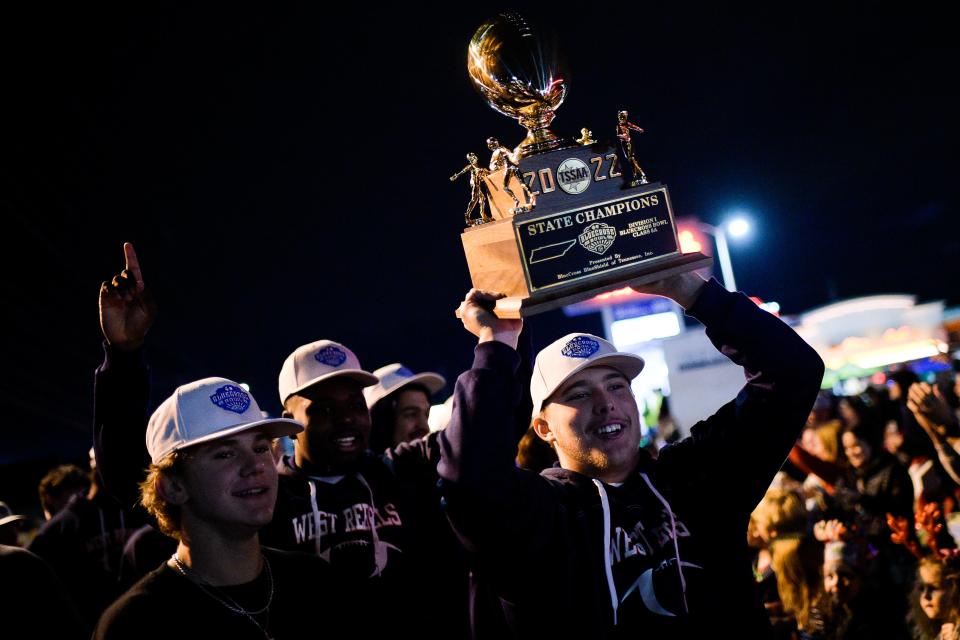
[{"left": 455, "top": 13, "right": 712, "bottom": 318}]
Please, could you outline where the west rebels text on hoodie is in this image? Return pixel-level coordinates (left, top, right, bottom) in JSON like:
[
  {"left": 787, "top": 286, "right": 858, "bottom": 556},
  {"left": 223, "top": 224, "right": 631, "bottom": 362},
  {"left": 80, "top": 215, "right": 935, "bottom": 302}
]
[
  {"left": 437, "top": 278, "right": 825, "bottom": 639},
  {"left": 93, "top": 347, "right": 471, "bottom": 639}
]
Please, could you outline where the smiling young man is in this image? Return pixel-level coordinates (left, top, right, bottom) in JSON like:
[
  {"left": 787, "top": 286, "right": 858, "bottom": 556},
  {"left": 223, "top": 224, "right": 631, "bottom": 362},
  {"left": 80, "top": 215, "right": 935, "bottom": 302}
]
[
  {"left": 263, "top": 339, "right": 406, "bottom": 577},
  {"left": 257, "top": 341, "right": 469, "bottom": 637},
  {"left": 365, "top": 363, "right": 447, "bottom": 451},
  {"left": 541, "top": 373, "right": 636, "bottom": 473},
  {"left": 93, "top": 377, "right": 351, "bottom": 639},
  {"left": 93, "top": 245, "right": 474, "bottom": 638},
  {"left": 438, "top": 273, "right": 825, "bottom": 638}
]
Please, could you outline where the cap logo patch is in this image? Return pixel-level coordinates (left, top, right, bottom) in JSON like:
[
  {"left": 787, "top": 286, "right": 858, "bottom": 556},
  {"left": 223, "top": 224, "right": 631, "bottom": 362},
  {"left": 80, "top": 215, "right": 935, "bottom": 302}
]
[
  {"left": 561, "top": 336, "right": 601, "bottom": 358},
  {"left": 396, "top": 366, "right": 414, "bottom": 378},
  {"left": 315, "top": 346, "right": 348, "bottom": 367},
  {"left": 209, "top": 385, "right": 251, "bottom": 414}
]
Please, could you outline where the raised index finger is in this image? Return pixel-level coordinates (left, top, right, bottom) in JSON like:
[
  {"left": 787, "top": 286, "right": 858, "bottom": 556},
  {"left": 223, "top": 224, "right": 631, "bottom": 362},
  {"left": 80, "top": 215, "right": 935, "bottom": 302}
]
[{"left": 123, "top": 242, "right": 144, "bottom": 288}]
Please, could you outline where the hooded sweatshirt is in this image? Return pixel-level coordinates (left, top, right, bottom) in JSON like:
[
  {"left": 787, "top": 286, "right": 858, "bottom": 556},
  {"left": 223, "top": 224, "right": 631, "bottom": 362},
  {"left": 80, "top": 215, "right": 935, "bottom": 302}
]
[
  {"left": 94, "top": 349, "right": 471, "bottom": 639},
  {"left": 438, "top": 278, "right": 825, "bottom": 639}
]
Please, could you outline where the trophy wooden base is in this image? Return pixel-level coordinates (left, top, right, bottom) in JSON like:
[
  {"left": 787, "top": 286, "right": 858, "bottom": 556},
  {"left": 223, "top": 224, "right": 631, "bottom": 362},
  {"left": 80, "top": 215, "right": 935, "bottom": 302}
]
[{"left": 460, "top": 216, "right": 712, "bottom": 318}]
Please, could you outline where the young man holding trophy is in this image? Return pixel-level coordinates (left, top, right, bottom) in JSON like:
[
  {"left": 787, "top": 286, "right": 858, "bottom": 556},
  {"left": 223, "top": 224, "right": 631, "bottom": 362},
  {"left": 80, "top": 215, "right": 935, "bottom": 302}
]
[{"left": 438, "top": 272, "right": 824, "bottom": 638}]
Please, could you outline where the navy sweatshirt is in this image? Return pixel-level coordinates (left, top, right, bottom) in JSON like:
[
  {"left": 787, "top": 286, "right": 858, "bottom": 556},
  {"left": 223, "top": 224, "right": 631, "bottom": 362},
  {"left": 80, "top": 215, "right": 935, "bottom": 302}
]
[
  {"left": 93, "top": 346, "right": 472, "bottom": 639},
  {"left": 438, "top": 279, "right": 825, "bottom": 639}
]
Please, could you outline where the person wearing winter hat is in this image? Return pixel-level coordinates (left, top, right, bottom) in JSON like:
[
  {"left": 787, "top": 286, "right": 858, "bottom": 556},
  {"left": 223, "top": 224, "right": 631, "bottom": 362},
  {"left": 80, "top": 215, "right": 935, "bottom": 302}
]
[
  {"left": 807, "top": 519, "right": 899, "bottom": 638},
  {"left": 438, "top": 274, "right": 825, "bottom": 639},
  {"left": 365, "top": 363, "right": 446, "bottom": 451}
]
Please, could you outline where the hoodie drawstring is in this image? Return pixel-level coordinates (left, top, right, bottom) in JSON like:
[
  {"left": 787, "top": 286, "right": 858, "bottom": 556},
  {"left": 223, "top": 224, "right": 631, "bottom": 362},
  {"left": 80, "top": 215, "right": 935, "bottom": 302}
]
[
  {"left": 307, "top": 469, "right": 388, "bottom": 577},
  {"left": 592, "top": 479, "right": 619, "bottom": 626},
  {"left": 355, "top": 472, "right": 387, "bottom": 577},
  {"left": 307, "top": 479, "right": 325, "bottom": 559},
  {"left": 640, "top": 472, "right": 688, "bottom": 614},
  {"left": 593, "top": 474, "right": 690, "bottom": 623}
]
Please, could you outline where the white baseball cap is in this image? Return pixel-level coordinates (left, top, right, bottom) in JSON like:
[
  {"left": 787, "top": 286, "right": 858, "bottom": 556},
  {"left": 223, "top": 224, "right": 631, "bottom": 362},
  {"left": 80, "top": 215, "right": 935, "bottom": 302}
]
[
  {"left": 0, "top": 501, "right": 27, "bottom": 528},
  {"left": 530, "top": 333, "right": 645, "bottom": 418},
  {"left": 278, "top": 340, "right": 378, "bottom": 405},
  {"left": 147, "top": 377, "right": 303, "bottom": 464},
  {"left": 363, "top": 363, "right": 446, "bottom": 408}
]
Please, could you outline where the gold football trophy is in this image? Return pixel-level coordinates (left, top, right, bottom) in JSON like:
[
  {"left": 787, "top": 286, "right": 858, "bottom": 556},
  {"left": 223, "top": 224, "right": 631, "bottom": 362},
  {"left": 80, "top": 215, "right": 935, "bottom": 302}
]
[{"left": 455, "top": 13, "right": 712, "bottom": 318}]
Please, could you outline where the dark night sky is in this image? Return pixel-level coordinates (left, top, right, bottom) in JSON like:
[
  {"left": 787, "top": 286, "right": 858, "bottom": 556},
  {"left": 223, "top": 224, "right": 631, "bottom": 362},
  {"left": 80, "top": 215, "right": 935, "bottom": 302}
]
[{"left": 2, "top": 3, "right": 958, "bottom": 463}]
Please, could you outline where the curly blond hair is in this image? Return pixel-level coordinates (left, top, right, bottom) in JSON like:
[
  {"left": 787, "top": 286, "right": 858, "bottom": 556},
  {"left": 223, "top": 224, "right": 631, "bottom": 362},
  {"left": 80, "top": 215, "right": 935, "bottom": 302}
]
[{"left": 139, "top": 451, "right": 189, "bottom": 540}]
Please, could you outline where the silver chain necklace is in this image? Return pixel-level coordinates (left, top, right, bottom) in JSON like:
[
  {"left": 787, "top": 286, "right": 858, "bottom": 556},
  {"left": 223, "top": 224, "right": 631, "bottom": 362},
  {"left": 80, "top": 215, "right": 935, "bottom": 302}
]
[{"left": 170, "top": 553, "right": 274, "bottom": 638}]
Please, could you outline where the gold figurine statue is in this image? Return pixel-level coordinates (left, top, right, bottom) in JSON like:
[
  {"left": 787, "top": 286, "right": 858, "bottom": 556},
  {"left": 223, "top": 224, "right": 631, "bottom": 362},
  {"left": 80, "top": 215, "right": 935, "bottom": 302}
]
[
  {"left": 450, "top": 152, "right": 492, "bottom": 226},
  {"left": 576, "top": 128, "right": 596, "bottom": 145},
  {"left": 486, "top": 137, "right": 535, "bottom": 214},
  {"left": 616, "top": 110, "right": 648, "bottom": 185}
]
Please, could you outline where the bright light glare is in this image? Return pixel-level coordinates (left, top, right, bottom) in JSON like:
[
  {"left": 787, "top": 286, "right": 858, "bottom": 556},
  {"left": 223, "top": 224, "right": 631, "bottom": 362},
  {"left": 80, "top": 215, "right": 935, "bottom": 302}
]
[
  {"left": 726, "top": 218, "right": 750, "bottom": 238},
  {"left": 852, "top": 341, "right": 943, "bottom": 369},
  {"left": 610, "top": 312, "right": 682, "bottom": 346},
  {"left": 678, "top": 229, "right": 702, "bottom": 254}
]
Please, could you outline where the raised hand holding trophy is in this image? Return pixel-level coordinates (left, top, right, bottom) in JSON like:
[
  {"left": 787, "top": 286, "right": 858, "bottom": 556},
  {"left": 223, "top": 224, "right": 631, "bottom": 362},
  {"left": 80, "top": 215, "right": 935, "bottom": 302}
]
[{"left": 454, "top": 13, "right": 712, "bottom": 318}]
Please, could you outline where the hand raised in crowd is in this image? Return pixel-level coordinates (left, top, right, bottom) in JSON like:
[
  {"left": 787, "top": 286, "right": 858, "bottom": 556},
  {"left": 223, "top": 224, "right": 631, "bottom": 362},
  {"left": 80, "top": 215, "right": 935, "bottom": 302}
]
[
  {"left": 630, "top": 271, "right": 708, "bottom": 309},
  {"left": 456, "top": 288, "right": 522, "bottom": 350},
  {"left": 907, "top": 382, "right": 954, "bottom": 432},
  {"left": 909, "top": 381, "right": 960, "bottom": 487},
  {"left": 99, "top": 242, "right": 157, "bottom": 351},
  {"left": 813, "top": 518, "right": 849, "bottom": 542}
]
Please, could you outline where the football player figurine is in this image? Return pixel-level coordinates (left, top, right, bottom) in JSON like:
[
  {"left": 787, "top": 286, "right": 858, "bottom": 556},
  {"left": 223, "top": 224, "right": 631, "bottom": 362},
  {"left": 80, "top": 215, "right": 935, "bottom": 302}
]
[
  {"left": 616, "top": 110, "right": 649, "bottom": 185},
  {"left": 486, "top": 137, "right": 535, "bottom": 215},
  {"left": 450, "top": 152, "right": 492, "bottom": 226},
  {"left": 576, "top": 128, "right": 596, "bottom": 145}
]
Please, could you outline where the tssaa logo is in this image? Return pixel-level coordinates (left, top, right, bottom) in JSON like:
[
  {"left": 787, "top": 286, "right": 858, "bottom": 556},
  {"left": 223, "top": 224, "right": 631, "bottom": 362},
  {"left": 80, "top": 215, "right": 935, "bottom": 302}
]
[
  {"left": 557, "top": 158, "right": 591, "bottom": 195},
  {"left": 578, "top": 223, "right": 616, "bottom": 255}
]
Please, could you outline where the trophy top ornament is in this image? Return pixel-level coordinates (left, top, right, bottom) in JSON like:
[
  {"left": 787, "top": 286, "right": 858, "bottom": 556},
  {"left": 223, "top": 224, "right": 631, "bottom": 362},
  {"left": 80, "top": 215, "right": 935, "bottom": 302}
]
[
  {"left": 467, "top": 13, "right": 568, "bottom": 156},
  {"left": 455, "top": 17, "right": 714, "bottom": 319},
  {"left": 576, "top": 128, "right": 596, "bottom": 145}
]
